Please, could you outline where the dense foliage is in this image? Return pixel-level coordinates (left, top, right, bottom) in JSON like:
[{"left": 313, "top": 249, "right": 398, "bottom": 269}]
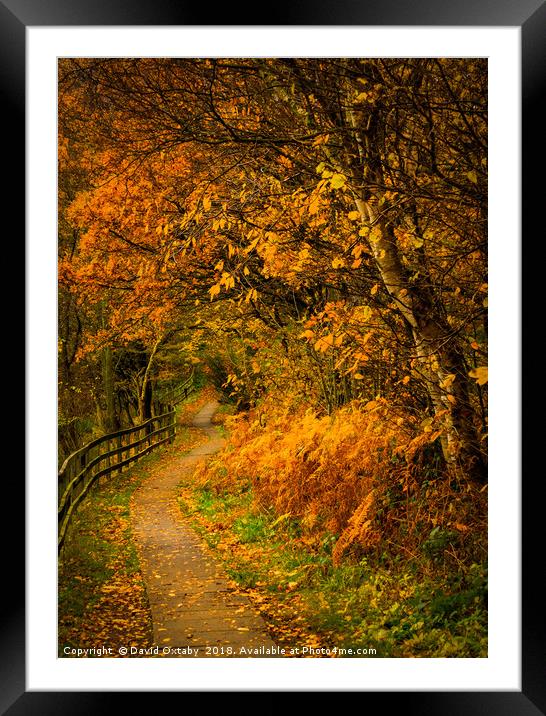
[{"left": 59, "top": 58, "right": 487, "bottom": 590}]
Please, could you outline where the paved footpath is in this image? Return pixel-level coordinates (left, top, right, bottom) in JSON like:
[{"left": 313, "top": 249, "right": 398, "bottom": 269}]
[{"left": 130, "top": 401, "right": 278, "bottom": 657}]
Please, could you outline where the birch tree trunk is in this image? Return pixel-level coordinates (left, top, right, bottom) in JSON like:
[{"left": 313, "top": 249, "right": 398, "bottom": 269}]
[
  {"left": 345, "top": 102, "right": 486, "bottom": 484},
  {"left": 353, "top": 196, "right": 485, "bottom": 483},
  {"left": 137, "top": 338, "right": 161, "bottom": 422}
]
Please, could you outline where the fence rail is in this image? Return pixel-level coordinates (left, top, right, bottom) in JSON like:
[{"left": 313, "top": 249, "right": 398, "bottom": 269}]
[
  {"left": 158, "top": 369, "right": 195, "bottom": 407},
  {"left": 58, "top": 370, "right": 195, "bottom": 552}
]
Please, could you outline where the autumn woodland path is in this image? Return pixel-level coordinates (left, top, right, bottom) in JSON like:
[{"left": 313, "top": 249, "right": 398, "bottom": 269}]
[
  {"left": 130, "top": 401, "right": 277, "bottom": 656},
  {"left": 58, "top": 59, "right": 489, "bottom": 659}
]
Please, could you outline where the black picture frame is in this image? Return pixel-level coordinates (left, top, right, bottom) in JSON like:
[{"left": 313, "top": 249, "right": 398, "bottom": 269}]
[{"left": 12, "top": 0, "right": 543, "bottom": 712}]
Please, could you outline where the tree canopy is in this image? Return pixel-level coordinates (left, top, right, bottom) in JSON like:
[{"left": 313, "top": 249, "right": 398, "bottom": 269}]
[{"left": 59, "top": 57, "right": 487, "bottom": 485}]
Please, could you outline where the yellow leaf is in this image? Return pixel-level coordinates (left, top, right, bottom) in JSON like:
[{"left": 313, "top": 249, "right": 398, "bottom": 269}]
[
  {"left": 244, "top": 235, "right": 260, "bottom": 254},
  {"left": 440, "top": 373, "right": 456, "bottom": 390},
  {"left": 308, "top": 195, "right": 320, "bottom": 215},
  {"left": 370, "top": 283, "right": 379, "bottom": 296},
  {"left": 467, "top": 170, "right": 478, "bottom": 184},
  {"left": 329, "top": 173, "right": 347, "bottom": 189},
  {"left": 270, "top": 512, "right": 291, "bottom": 528},
  {"left": 469, "top": 366, "right": 488, "bottom": 385},
  {"left": 453, "top": 522, "right": 469, "bottom": 532},
  {"left": 203, "top": 196, "right": 211, "bottom": 211},
  {"left": 332, "top": 257, "right": 345, "bottom": 269},
  {"left": 402, "top": 375, "right": 410, "bottom": 385},
  {"left": 354, "top": 373, "right": 364, "bottom": 380},
  {"left": 299, "top": 329, "right": 315, "bottom": 340},
  {"left": 348, "top": 210, "right": 360, "bottom": 221},
  {"left": 314, "top": 334, "right": 334, "bottom": 352},
  {"left": 221, "top": 272, "right": 235, "bottom": 289},
  {"left": 312, "top": 133, "right": 329, "bottom": 146},
  {"left": 324, "top": 333, "right": 335, "bottom": 347},
  {"left": 208, "top": 284, "right": 221, "bottom": 299}
]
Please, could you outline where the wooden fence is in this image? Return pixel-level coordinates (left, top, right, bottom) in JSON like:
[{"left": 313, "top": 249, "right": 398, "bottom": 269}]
[
  {"left": 156, "top": 371, "right": 195, "bottom": 408},
  {"left": 58, "top": 371, "right": 194, "bottom": 552}
]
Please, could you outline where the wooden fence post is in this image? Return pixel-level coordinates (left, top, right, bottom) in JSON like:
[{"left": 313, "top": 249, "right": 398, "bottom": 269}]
[
  {"left": 78, "top": 450, "right": 88, "bottom": 498},
  {"left": 169, "top": 408, "right": 175, "bottom": 443},
  {"left": 103, "top": 439, "right": 111, "bottom": 485}
]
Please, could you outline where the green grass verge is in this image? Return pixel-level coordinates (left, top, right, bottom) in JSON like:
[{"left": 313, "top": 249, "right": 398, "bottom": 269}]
[{"left": 177, "top": 480, "right": 487, "bottom": 658}]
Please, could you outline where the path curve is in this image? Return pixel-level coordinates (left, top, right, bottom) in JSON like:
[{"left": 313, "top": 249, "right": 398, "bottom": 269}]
[{"left": 130, "top": 401, "right": 278, "bottom": 657}]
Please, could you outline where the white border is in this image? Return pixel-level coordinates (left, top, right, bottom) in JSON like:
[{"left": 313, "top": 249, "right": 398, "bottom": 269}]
[{"left": 27, "top": 26, "right": 521, "bottom": 691}]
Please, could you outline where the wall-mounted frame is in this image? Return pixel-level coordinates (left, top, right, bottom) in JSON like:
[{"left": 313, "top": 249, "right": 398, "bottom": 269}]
[{"left": 13, "top": 0, "right": 543, "bottom": 711}]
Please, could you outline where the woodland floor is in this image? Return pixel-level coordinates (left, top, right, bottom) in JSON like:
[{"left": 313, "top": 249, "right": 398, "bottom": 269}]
[
  {"left": 59, "top": 389, "right": 326, "bottom": 658},
  {"left": 59, "top": 386, "right": 487, "bottom": 659}
]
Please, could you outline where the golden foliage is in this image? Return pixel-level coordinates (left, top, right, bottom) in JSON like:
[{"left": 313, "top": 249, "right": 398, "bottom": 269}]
[
  {"left": 332, "top": 491, "right": 377, "bottom": 566},
  {"left": 195, "top": 396, "right": 466, "bottom": 564}
]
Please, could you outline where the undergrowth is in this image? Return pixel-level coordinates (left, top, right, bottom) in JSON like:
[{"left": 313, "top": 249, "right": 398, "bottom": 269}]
[{"left": 182, "top": 396, "right": 488, "bottom": 657}]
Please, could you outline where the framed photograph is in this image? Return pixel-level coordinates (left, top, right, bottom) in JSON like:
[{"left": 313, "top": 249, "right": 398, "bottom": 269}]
[{"left": 14, "top": 0, "right": 542, "bottom": 711}]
